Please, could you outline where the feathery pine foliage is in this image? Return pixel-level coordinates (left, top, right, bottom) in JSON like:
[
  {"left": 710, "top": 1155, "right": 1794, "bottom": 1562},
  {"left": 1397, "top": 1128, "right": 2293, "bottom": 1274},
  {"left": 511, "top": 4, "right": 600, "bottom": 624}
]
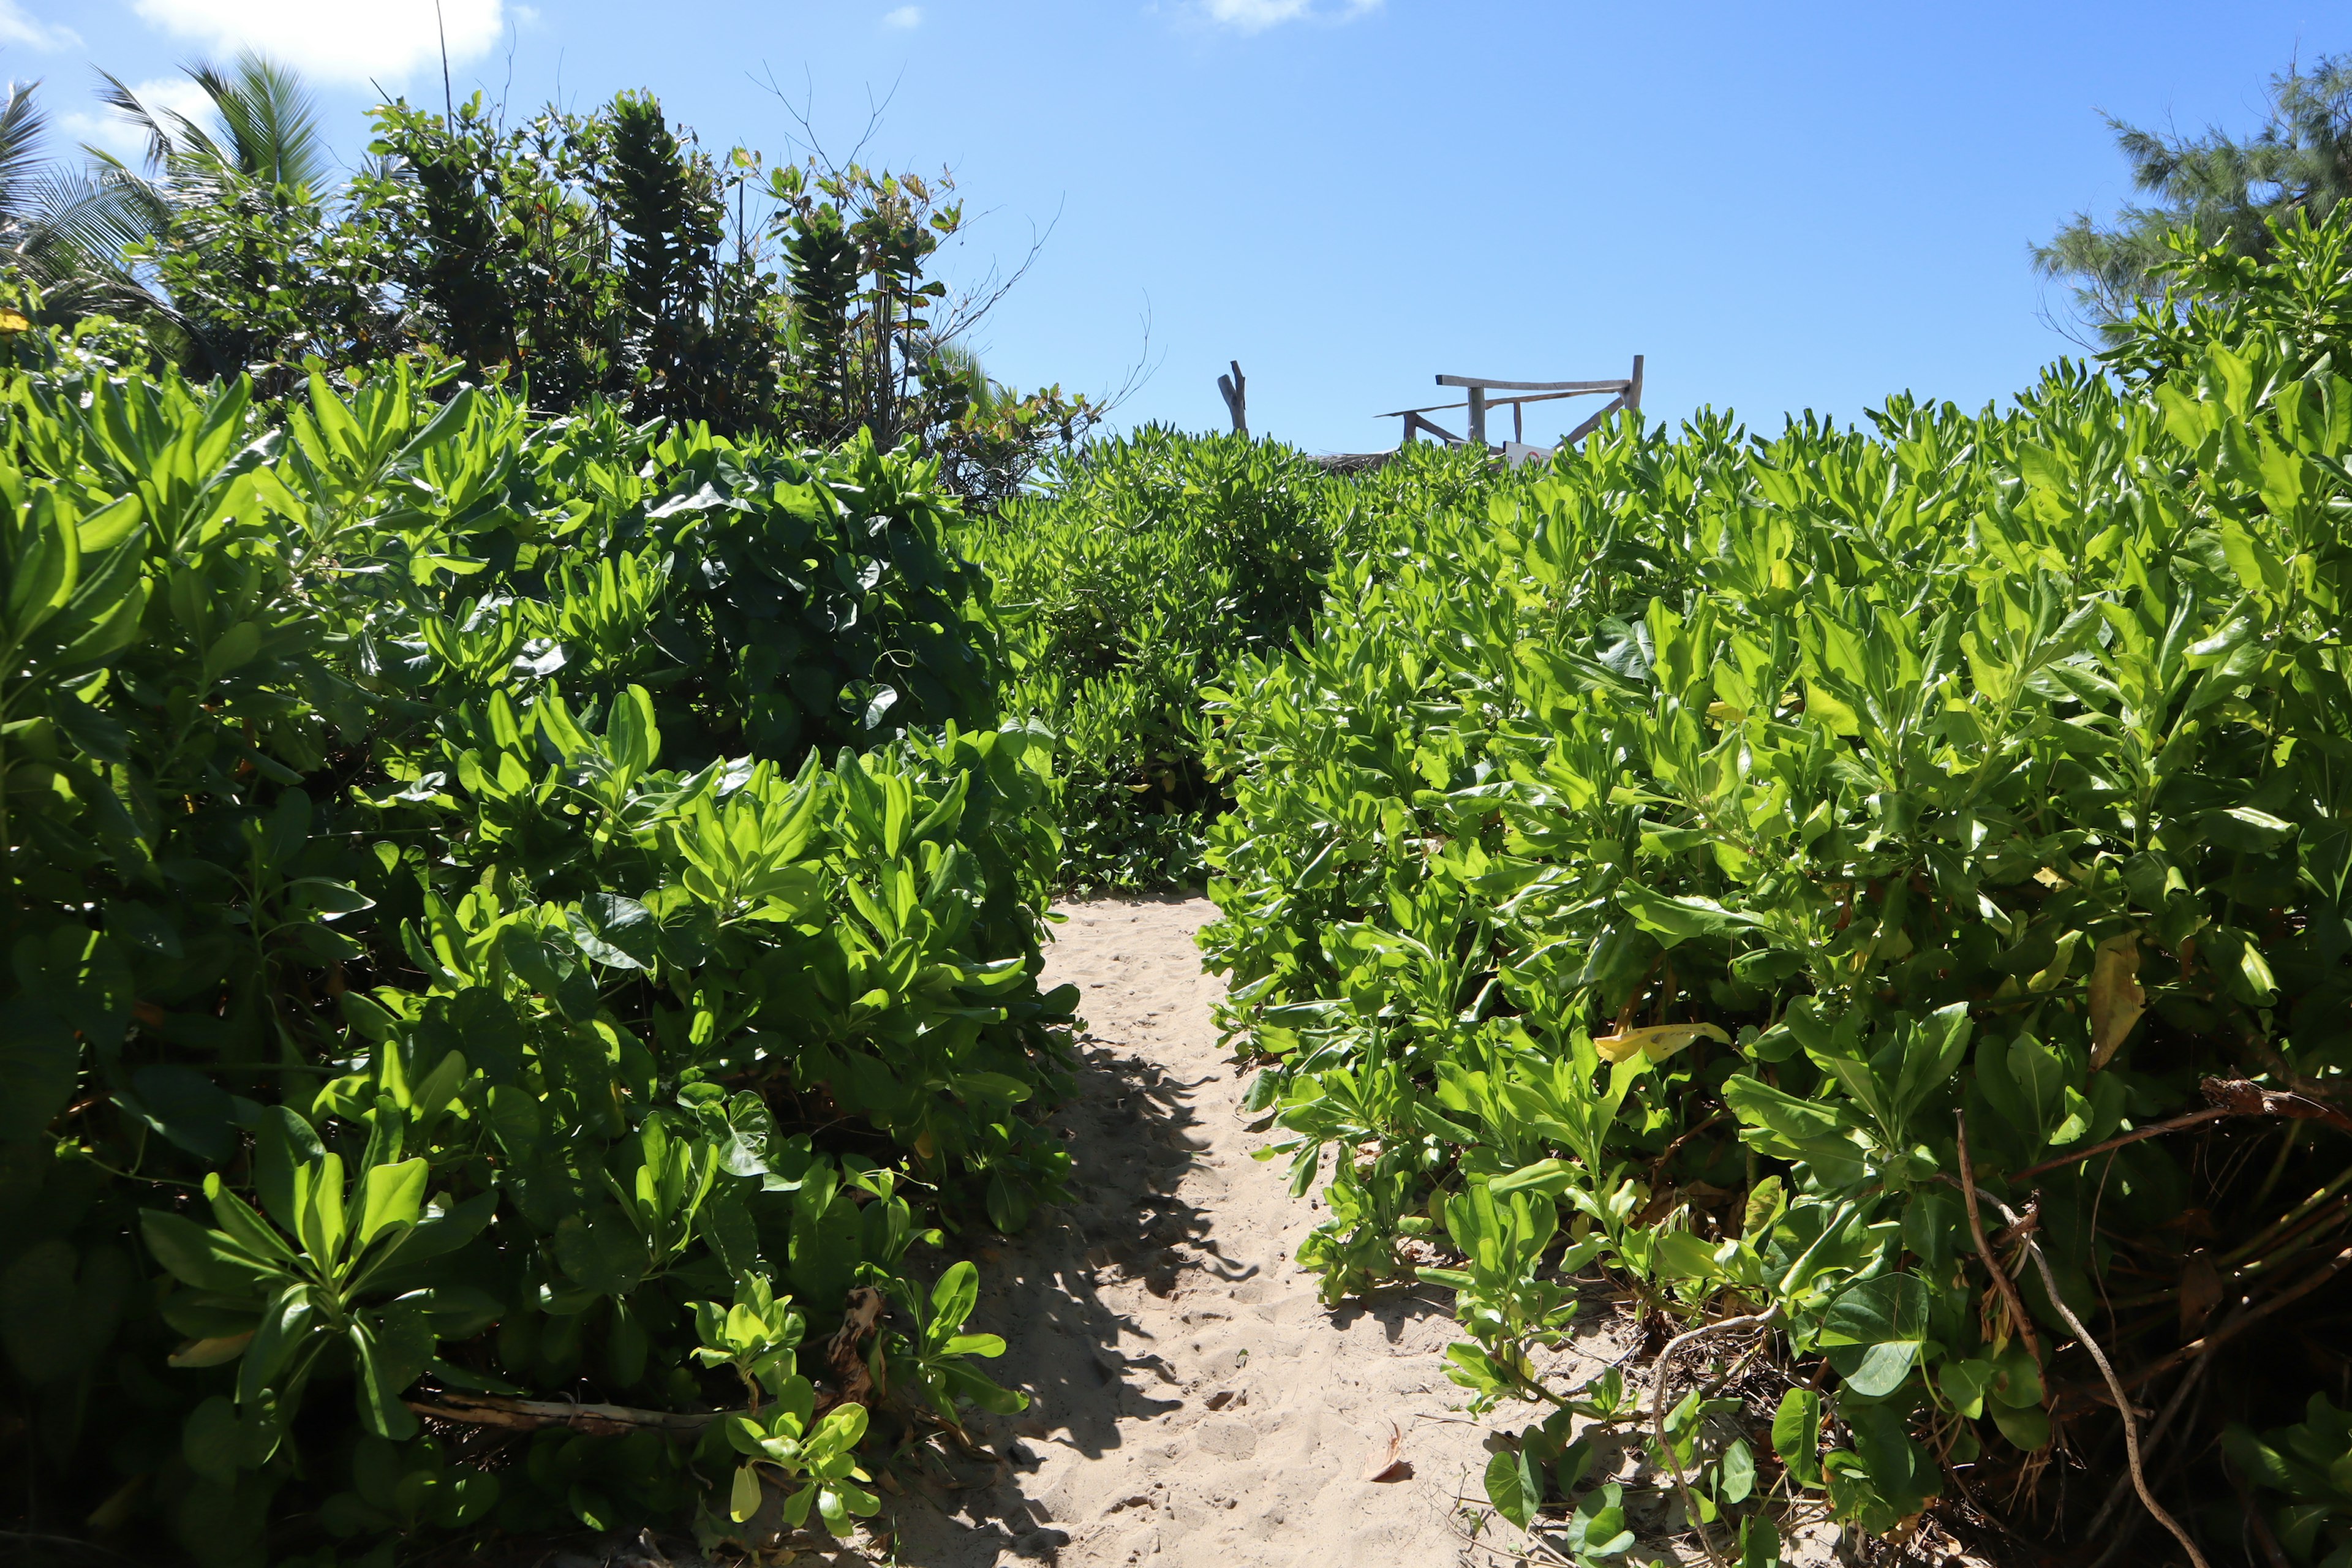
[
  {"left": 2038, "top": 52, "right": 2352, "bottom": 328},
  {"left": 1203, "top": 210, "right": 2352, "bottom": 1559},
  {"left": 0, "top": 334, "right": 1072, "bottom": 1565}
]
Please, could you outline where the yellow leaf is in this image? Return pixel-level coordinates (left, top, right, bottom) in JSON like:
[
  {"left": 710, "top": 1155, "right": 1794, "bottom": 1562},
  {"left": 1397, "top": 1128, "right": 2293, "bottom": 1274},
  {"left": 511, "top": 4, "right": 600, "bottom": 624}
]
[
  {"left": 0, "top": 310, "right": 29, "bottom": 333},
  {"left": 1593, "top": 1022, "right": 1730, "bottom": 1064},
  {"left": 2088, "top": 933, "right": 2146, "bottom": 1070},
  {"left": 2029, "top": 929, "right": 2082, "bottom": 992}
]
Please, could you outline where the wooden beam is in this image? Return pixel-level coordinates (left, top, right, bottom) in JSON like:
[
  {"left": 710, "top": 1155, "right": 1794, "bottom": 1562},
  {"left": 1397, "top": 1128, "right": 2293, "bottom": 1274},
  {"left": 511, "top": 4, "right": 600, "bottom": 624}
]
[
  {"left": 1467, "top": 386, "right": 1488, "bottom": 447},
  {"left": 1401, "top": 411, "right": 1461, "bottom": 444},
  {"left": 1376, "top": 388, "right": 1618, "bottom": 419},
  {"left": 1436, "top": 375, "right": 1632, "bottom": 393},
  {"left": 1216, "top": 360, "right": 1248, "bottom": 436},
  {"left": 1626, "top": 354, "right": 1644, "bottom": 412},
  {"left": 1562, "top": 393, "right": 1627, "bottom": 447}
]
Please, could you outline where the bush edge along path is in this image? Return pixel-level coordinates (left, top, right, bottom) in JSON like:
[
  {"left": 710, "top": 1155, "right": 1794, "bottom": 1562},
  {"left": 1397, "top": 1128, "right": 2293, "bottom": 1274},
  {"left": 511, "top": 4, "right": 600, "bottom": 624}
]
[{"left": 18, "top": 205, "right": 2352, "bottom": 1565}]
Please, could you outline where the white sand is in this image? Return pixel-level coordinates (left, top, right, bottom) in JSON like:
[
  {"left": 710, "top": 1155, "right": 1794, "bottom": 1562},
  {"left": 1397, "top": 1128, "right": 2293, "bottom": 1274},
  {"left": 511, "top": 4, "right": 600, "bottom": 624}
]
[{"left": 886, "top": 895, "right": 1601, "bottom": 1568}]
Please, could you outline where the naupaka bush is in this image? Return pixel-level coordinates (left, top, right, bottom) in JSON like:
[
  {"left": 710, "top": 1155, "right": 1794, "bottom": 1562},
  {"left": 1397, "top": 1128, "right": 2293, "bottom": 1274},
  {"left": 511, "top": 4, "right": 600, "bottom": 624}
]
[
  {"left": 1203, "top": 214, "right": 2352, "bottom": 1559},
  {"left": 0, "top": 336, "right": 1071, "bottom": 1566}
]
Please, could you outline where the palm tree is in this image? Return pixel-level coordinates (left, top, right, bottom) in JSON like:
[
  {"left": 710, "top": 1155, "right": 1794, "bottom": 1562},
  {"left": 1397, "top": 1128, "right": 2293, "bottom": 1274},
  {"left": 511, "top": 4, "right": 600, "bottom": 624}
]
[
  {"left": 0, "top": 55, "right": 335, "bottom": 347},
  {"left": 0, "top": 81, "right": 162, "bottom": 323},
  {"left": 67, "top": 54, "right": 349, "bottom": 371},
  {"left": 93, "top": 54, "right": 333, "bottom": 192}
]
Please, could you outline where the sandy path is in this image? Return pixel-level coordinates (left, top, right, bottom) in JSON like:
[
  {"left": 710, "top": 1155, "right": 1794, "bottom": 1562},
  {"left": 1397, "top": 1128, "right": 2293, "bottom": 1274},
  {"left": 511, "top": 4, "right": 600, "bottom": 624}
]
[{"left": 887, "top": 895, "right": 1534, "bottom": 1568}]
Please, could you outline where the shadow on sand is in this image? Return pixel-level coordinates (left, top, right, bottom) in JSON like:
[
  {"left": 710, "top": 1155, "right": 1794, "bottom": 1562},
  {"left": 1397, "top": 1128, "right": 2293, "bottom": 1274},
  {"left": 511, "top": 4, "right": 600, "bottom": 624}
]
[{"left": 886, "top": 1031, "right": 1253, "bottom": 1565}]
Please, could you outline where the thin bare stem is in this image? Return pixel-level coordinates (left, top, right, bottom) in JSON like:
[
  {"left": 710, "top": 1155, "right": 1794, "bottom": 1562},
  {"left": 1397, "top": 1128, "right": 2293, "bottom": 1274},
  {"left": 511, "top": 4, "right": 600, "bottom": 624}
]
[
  {"left": 2011, "top": 1106, "right": 2231, "bottom": 1180},
  {"left": 2117, "top": 1241, "right": 2352, "bottom": 1393},
  {"left": 2010, "top": 1223, "right": 2211, "bottom": 1568},
  {"left": 1648, "top": 1308, "right": 1777, "bottom": 1568},
  {"left": 1954, "top": 1113, "right": 2048, "bottom": 1402}
]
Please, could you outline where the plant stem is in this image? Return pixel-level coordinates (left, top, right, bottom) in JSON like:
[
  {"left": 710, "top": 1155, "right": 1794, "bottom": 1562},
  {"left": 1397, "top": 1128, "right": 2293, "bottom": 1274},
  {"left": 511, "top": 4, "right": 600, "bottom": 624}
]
[
  {"left": 2221, "top": 1163, "right": 2352, "bottom": 1268},
  {"left": 1647, "top": 1307, "right": 1776, "bottom": 1568},
  {"left": 2010, "top": 1106, "right": 2232, "bottom": 1181},
  {"left": 2012, "top": 1224, "right": 2211, "bottom": 1568},
  {"left": 1953, "top": 1113, "right": 2048, "bottom": 1402},
  {"left": 2117, "top": 1242, "right": 2352, "bottom": 1395},
  {"left": 0, "top": 718, "right": 13, "bottom": 914}
]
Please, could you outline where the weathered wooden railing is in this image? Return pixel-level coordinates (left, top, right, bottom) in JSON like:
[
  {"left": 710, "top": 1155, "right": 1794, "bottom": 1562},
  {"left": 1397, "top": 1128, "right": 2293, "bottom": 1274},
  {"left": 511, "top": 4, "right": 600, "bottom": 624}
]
[{"left": 1378, "top": 356, "right": 1643, "bottom": 453}]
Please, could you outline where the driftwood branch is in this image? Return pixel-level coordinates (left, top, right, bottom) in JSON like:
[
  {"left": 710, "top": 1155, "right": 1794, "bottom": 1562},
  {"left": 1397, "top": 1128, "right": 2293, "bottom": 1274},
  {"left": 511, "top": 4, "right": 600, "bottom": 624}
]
[
  {"left": 1216, "top": 360, "right": 1246, "bottom": 437},
  {"left": 407, "top": 1392, "right": 722, "bottom": 1437},
  {"left": 2011, "top": 1077, "right": 2352, "bottom": 1182}
]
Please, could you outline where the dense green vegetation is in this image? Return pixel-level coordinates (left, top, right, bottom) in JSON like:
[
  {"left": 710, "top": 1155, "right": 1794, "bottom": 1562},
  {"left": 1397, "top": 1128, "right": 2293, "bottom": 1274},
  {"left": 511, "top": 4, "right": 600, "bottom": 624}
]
[
  {"left": 21, "top": 38, "right": 2352, "bottom": 1568},
  {"left": 970, "top": 430, "right": 1499, "bottom": 888},
  {"left": 7, "top": 60, "right": 1095, "bottom": 505},
  {"left": 0, "top": 330, "right": 1072, "bottom": 1563},
  {"left": 1203, "top": 213, "right": 2352, "bottom": 1561}
]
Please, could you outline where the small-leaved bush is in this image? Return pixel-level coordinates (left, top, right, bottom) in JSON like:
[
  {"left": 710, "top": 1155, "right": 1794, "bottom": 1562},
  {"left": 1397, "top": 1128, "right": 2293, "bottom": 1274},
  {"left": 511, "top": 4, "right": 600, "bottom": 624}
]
[
  {"left": 0, "top": 334, "right": 1071, "bottom": 1564},
  {"left": 973, "top": 427, "right": 1499, "bottom": 889},
  {"left": 1203, "top": 213, "right": 2352, "bottom": 1558}
]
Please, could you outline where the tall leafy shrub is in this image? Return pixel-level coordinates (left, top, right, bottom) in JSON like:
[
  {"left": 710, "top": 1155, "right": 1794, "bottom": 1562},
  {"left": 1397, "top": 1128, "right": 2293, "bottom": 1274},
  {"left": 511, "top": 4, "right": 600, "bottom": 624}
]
[
  {"left": 0, "top": 342, "right": 1071, "bottom": 1565},
  {"left": 971, "top": 429, "right": 1498, "bottom": 889},
  {"left": 970, "top": 428, "right": 1332, "bottom": 887},
  {"left": 1202, "top": 213, "right": 2352, "bottom": 1556}
]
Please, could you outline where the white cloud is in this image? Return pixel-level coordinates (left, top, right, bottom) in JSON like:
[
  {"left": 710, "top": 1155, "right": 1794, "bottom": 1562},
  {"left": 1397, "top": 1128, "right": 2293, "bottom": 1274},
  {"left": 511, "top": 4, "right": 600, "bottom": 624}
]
[
  {"left": 0, "top": 0, "right": 80, "bottom": 50},
  {"left": 126, "top": 0, "right": 507, "bottom": 86},
  {"left": 61, "top": 75, "right": 219, "bottom": 166},
  {"left": 1200, "top": 0, "right": 1375, "bottom": 31},
  {"left": 883, "top": 6, "right": 921, "bottom": 28}
]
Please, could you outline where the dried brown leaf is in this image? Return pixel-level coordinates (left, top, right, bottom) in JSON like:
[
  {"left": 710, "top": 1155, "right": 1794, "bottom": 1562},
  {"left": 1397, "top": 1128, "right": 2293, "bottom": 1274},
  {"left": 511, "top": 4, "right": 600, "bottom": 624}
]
[
  {"left": 1363, "top": 1422, "right": 1412, "bottom": 1482},
  {"left": 2089, "top": 932, "right": 2147, "bottom": 1069}
]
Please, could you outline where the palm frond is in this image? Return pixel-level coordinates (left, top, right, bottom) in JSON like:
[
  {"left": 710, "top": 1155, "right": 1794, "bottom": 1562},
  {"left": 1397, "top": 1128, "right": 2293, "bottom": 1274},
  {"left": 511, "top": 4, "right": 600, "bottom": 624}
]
[
  {"left": 24, "top": 167, "right": 167, "bottom": 266},
  {"left": 0, "top": 81, "right": 48, "bottom": 224},
  {"left": 93, "top": 68, "right": 185, "bottom": 173},
  {"left": 194, "top": 53, "right": 330, "bottom": 191}
]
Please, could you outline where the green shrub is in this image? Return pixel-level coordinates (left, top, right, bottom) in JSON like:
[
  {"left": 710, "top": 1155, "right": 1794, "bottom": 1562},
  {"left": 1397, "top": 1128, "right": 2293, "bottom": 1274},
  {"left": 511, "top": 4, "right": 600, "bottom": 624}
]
[
  {"left": 973, "top": 426, "right": 1500, "bottom": 889},
  {"left": 972, "top": 426, "right": 1332, "bottom": 888},
  {"left": 1202, "top": 213, "right": 2352, "bottom": 1555},
  {"left": 0, "top": 350, "right": 1072, "bottom": 1563}
]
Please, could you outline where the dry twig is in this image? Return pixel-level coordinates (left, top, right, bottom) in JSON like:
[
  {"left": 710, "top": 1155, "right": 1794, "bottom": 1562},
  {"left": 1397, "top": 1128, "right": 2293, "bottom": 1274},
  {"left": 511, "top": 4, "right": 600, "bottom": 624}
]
[
  {"left": 2118, "top": 1242, "right": 2352, "bottom": 1394},
  {"left": 2002, "top": 1204, "right": 2211, "bottom": 1568},
  {"left": 1954, "top": 1112, "right": 2048, "bottom": 1404},
  {"left": 1648, "top": 1308, "right": 1778, "bottom": 1568},
  {"left": 2011, "top": 1076, "right": 2352, "bottom": 1183}
]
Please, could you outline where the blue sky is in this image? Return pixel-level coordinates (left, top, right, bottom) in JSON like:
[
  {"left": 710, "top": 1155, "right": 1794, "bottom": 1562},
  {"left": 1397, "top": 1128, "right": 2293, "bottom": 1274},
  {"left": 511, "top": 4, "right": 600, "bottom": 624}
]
[{"left": 12, "top": 1, "right": 2346, "bottom": 452}]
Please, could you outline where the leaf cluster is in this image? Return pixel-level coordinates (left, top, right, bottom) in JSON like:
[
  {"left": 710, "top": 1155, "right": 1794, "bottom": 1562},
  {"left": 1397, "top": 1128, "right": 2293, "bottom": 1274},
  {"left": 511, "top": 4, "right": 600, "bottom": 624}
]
[
  {"left": 1202, "top": 209, "right": 2352, "bottom": 1555},
  {"left": 0, "top": 345, "right": 1069, "bottom": 1564}
]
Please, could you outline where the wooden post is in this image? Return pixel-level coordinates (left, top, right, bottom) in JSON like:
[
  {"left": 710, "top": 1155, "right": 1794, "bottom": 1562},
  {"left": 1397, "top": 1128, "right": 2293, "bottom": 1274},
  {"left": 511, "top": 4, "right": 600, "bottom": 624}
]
[
  {"left": 1627, "top": 355, "right": 1644, "bottom": 413},
  {"left": 1216, "top": 360, "right": 1248, "bottom": 436},
  {"left": 1512, "top": 399, "right": 1524, "bottom": 445},
  {"left": 1467, "top": 386, "right": 1488, "bottom": 447}
]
